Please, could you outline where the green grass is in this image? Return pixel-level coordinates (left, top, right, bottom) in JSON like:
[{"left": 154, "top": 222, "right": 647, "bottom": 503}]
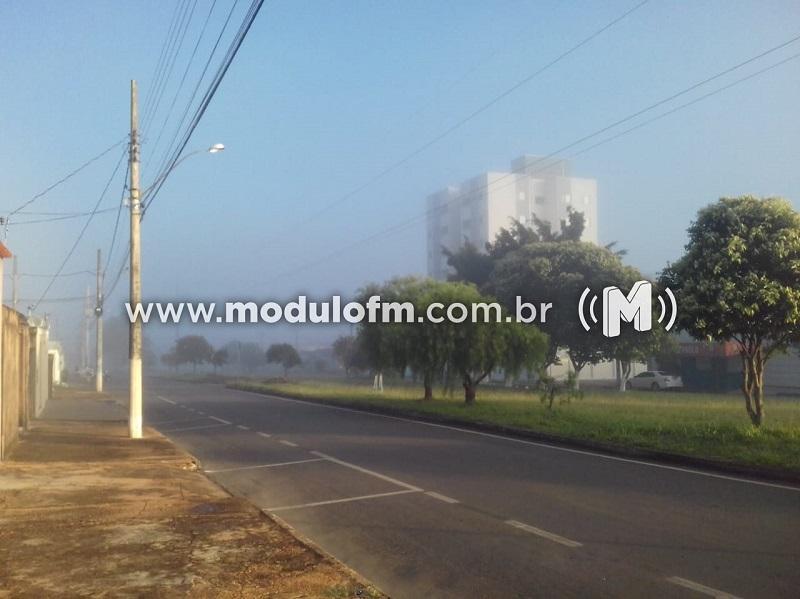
[{"left": 228, "top": 378, "right": 800, "bottom": 474}]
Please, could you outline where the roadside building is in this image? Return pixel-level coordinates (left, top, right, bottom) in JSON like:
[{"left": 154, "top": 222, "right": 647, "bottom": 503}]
[
  {"left": 48, "top": 340, "right": 66, "bottom": 386},
  {"left": 427, "top": 156, "right": 598, "bottom": 279}
]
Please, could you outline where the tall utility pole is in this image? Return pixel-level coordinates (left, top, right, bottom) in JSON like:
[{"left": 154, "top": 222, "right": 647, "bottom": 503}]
[
  {"left": 129, "top": 80, "right": 143, "bottom": 439},
  {"left": 11, "top": 256, "right": 18, "bottom": 311},
  {"left": 81, "top": 286, "right": 91, "bottom": 370},
  {"left": 95, "top": 248, "right": 103, "bottom": 393}
]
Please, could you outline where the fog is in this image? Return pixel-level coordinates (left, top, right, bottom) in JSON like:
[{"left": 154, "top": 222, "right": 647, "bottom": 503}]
[{"left": 2, "top": 1, "right": 799, "bottom": 368}]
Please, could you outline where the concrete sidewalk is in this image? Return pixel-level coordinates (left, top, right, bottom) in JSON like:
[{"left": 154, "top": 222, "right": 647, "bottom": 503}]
[{"left": 0, "top": 388, "right": 381, "bottom": 598}]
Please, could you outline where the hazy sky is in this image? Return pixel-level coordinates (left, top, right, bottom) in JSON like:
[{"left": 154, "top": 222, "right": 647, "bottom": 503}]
[{"left": 2, "top": 1, "right": 799, "bottom": 356}]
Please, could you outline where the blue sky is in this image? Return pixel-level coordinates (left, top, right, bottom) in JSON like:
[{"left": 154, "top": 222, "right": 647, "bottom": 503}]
[{"left": 2, "top": 1, "right": 799, "bottom": 354}]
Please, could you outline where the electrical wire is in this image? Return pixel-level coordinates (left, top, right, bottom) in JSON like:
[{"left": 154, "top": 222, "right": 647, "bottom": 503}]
[
  {"left": 103, "top": 160, "right": 129, "bottom": 277},
  {"left": 282, "top": 0, "right": 652, "bottom": 231},
  {"left": 262, "top": 47, "right": 800, "bottom": 284},
  {"left": 143, "top": 0, "right": 266, "bottom": 217},
  {"left": 144, "top": 0, "right": 199, "bottom": 136},
  {"left": 103, "top": 246, "right": 130, "bottom": 300},
  {"left": 140, "top": 0, "right": 185, "bottom": 126},
  {"left": 7, "top": 207, "right": 118, "bottom": 226},
  {"left": 5, "top": 139, "right": 125, "bottom": 219},
  {"left": 19, "top": 296, "right": 85, "bottom": 304},
  {"left": 31, "top": 147, "right": 127, "bottom": 312},
  {"left": 5, "top": 270, "right": 94, "bottom": 279},
  {"left": 147, "top": 0, "right": 243, "bottom": 188},
  {"left": 148, "top": 0, "right": 220, "bottom": 164},
  {"left": 141, "top": 0, "right": 194, "bottom": 134}
]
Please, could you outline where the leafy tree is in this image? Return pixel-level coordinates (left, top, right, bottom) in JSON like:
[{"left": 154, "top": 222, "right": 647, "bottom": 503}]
[
  {"left": 404, "top": 279, "right": 463, "bottom": 400},
  {"left": 210, "top": 348, "right": 229, "bottom": 373},
  {"left": 661, "top": 196, "right": 800, "bottom": 426},
  {"left": 445, "top": 208, "right": 586, "bottom": 286},
  {"left": 610, "top": 325, "right": 666, "bottom": 392},
  {"left": 332, "top": 335, "right": 368, "bottom": 376},
  {"left": 488, "top": 241, "right": 644, "bottom": 382},
  {"left": 174, "top": 335, "right": 213, "bottom": 373},
  {"left": 239, "top": 342, "right": 265, "bottom": 375},
  {"left": 442, "top": 240, "right": 494, "bottom": 287},
  {"left": 355, "top": 280, "right": 415, "bottom": 387},
  {"left": 651, "top": 333, "right": 681, "bottom": 375},
  {"left": 160, "top": 350, "right": 180, "bottom": 372},
  {"left": 266, "top": 343, "right": 302, "bottom": 377},
  {"left": 530, "top": 207, "right": 585, "bottom": 243},
  {"left": 425, "top": 282, "right": 548, "bottom": 404}
]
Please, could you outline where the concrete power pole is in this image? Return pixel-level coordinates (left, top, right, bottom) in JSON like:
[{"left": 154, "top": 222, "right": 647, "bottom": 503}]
[
  {"left": 129, "top": 80, "right": 143, "bottom": 439},
  {"left": 82, "top": 286, "right": 91, "bottom": 371},
  {"left": 95, "top": 248, "right": 103, "bottom": 393},
  {"left": 11, "top": 256, "right": 18, "bottom": 311}
]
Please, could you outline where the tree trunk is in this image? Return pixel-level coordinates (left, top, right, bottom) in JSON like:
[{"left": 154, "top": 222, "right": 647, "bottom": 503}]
[
  {"left": 741, "top": 349, "right": 765, "bottom": 426},
  {"left": 568, "top": 355, "right": 583, "bottom": 391},
  {"left": 423, "top": 372, "right": 433, "bottom": 401},
  {"left": 618, "top": 360, "right": 632, "bottom": 392},
  {"left": 463, "top": 383, "right": 476, "bottom": 405}
]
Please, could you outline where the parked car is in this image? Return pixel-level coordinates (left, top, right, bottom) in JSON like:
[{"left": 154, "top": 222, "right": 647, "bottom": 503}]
[{"left": 627, "top": 370, "right": 683, "bottom": 391}]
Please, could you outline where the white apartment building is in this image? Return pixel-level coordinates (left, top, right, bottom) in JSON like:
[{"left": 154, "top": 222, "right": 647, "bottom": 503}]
[{"left": 427, "top": 156, "right": 598, "bottom": 279}]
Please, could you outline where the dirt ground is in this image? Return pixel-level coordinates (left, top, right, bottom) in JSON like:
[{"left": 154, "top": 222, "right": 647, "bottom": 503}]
[{"left": 0, "top": 389, "right": 383, "bottom": 598}]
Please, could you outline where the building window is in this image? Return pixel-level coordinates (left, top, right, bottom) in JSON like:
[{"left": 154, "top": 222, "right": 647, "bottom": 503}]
[
  {"left": 535, "top": 195, "right": 545, "bottom": 205},
  {"left": 564, "top": 194, "right": 571, "bottom": 203}
]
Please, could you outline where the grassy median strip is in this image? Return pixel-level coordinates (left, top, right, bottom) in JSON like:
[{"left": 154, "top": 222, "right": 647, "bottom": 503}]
[{"left": 228, "top": 379, "right": 800, "bottom": 474}]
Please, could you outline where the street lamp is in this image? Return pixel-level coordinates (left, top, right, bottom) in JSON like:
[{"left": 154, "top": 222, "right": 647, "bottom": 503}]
[
  {"left": 127, "top": 98, "right": 225, "bottom": 440},
  {"left": 141, "top": 143, "right": 226, "bottom": 198}
]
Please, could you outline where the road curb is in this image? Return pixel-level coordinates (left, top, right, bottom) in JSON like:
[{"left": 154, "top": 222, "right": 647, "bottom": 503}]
[
  {"left": 149, "top": 421, "right": 386, "bottom": 597},
  {"left": 228, "top": 383, "right": 800, "bottom": 487}
]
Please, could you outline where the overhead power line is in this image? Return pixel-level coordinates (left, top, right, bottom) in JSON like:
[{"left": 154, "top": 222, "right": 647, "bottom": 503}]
[
  {"left": 4, "top": 270, "right": 93, "bottom": 279},
  {"left": 141, "top": 0, "right": 196, "bottom": 134},
  {"left": 140, "top": 0, "right": 185, "bottom": 122},
  {"left": 103, "top": 245, "right": 130, "bottom": 300},
  {"left": 149, "top": 0, "right": 241, "bottom": 176},
  {"left": 282, "top": 0, "right": 651, "bottom": 231},
  {"left": 263, "top": 43, "right": 800, "bottom": 284},
  {"left": 7, "top": 207, "right": 118, "bottom": 226},
  {"left": 19, "top": 296, "right": 85, "bottom": 304},
  {"left": 148, "top": 0, "right": 220, "bottom": 164},
  {"left": 31, "top": 147, "right": 128, "bottom": 312},
  {"left": 143, "top": 0, "right": 266, "bottom": 217},
  {"left": 103, "top": 160, "right": 130, "bottom": 277},
  {"left": 5, "top": 138, "right": 125, "bottom": 220}
]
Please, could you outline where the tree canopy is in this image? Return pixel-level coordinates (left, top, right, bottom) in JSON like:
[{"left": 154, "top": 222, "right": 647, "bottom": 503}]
[
  {"left": 174, "top": 335, "right": 213, "bottom": 372},
  {"left": 354, "top": 277, "right": 548, "bottom": 403},
  {"left": 266, "top": 343, "right": 302, "bottom": 376},
  {"left": 660, "top": 196, "right": 800, "bottom": 425}
]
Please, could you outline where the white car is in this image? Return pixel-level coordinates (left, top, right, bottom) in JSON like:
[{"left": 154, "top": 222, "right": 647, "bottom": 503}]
[{"left": 627, "top": 370, "right": 683, "bottom": 391}]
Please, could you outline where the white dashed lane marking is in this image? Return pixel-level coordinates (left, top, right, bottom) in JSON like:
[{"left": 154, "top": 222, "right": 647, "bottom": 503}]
[
  {"left": 666, "top": 576, "right": 742, "bottom": 598},
  {"left": 425, "top": 491, "right": 459, "bottom": 504},
  {"left": 310, "top": 451, "right": 422, "bottom": 492},
  {"left": 505, "top": 520, "right": 582, "bottom": 548},
  {"left": 205, "top": 458, "right": 326, "bottom": 474},
  {"left": 266, "top": 489, "right": 420, "bottom": 513},
  {"left": 161, "top": 423, "right": 230, "bottom": 433}
]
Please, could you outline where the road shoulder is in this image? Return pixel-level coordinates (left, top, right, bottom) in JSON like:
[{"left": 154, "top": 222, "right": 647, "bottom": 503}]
[{"left": 0, "top": 390, "right": 383, "bottom": 598}]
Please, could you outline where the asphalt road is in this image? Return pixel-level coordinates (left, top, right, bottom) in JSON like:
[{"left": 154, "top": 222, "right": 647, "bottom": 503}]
[{"left": 145, "top": 379, "right": 800, "bottom": 599}]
